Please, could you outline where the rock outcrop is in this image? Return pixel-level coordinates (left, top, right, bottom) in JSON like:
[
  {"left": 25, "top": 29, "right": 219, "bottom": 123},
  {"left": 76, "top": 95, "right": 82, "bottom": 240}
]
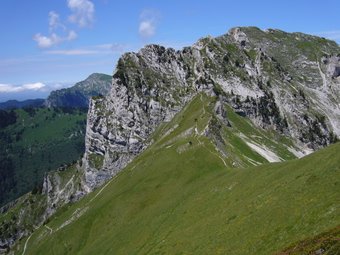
[
  {"left": 324, "top": 55, "right": 340, "bottom": 78},
  {"left": 83, "top": 26, "right": 340, "bottom": 190},
  {"left": 82, "top": 45, "right": 198, "bottom": 190}
]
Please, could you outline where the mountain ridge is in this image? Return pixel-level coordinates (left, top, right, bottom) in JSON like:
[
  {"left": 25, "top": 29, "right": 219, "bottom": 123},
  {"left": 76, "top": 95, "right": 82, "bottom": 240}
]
[
  {"left": 9, "top": 93, "right": 340, "bottom": 254},
  {"left": 83, "top": 26, "right": 340, "bottom": 191},
  {"left": 0, "top": 99, "right": 45, "bottom": 110},
  {"left": 1, "top": 26, "right": 339, "bottom": 254},
  {"left": 0, "top": 73, "right": 112, "bottom": 110},
  {"left": 45, "top": 73, "right": 112, "bottom": 108}
]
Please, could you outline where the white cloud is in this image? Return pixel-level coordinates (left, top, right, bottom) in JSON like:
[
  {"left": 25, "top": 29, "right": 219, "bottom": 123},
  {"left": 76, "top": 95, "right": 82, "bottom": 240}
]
[
  {"left": 33, "top": 0, "right": 94, "bottom": 48},
  {"left": 67, "top": 0, "right": 95, "bottom": 27},
  {"left": 109, "top": 43, "right": 128, "bottom": 53},
  {"left": 139, "top": 21, "right": 155, "bottom": 38},
  {"left": 317, "top": 30, "right": 340, "bottom": 41},
  {"left": 67, "top": 30, "right": 78, "bottom": 40},
  {"left": 33, "top": 33, "right": 61, "bottom": 48},
  {"left": 49, "top": 11, "right": 65, "bottom": 31},
  {"left": 48, "top": 82, "right": 73, "bottom": 90},
  {"left": 0, "top": 82, "right": 46, "bottom": 93},
  {"left": 91, "top": 43, "right": 127, "bottom": 52},
  {"left": 139, "top": 9, "right": 159, "bottom": 39},
  {"left": 45, "top": 49, "right": 98, "bottom": 55},
  {"left": 34, "top": 30, "right": 77, "bottom": 48},
  {"left": 44, "top": 43, "right": 128, "bottom": 55},
  {"left": 22, "top": 83, "right": 46, "bottom": 91}
]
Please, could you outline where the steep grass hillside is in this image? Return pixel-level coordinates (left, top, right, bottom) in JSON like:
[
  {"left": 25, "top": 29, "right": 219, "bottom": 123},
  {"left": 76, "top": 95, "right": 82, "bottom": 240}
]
[{"left": 13, "top": 95, "right": 339, "bottom": 255}]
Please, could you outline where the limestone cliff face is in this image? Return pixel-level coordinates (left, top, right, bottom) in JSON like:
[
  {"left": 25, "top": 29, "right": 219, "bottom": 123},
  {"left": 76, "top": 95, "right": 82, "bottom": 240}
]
[
  {"left": 82, "top": 45, "right": 198, "bottom": 190},
  {"left": 83, "top": 27, "right": 340, "bottom": 190}
]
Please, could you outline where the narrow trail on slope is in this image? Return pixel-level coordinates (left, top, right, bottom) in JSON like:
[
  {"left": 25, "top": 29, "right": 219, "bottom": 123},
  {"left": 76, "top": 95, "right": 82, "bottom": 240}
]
[
  {"left": 55, "top": 170, "right": 125, "bottom": 232},
  {"left": 22, "top": 93, "right": 220, "bottom": 253},
  {"left": 21, "top": 233, "right": 33, "bottom": 255},
  {"left": 200, "top": 93, "right": 206, "bottom": 115},
  {"left": 22, "top": 174, "right": 119, "bottom": 255},
  {"left": 88, "top": 176, "right": 116, "bottom": 203},
  {"left": 57, "top": 175, "right": 75, "bottom": 196},
  {"left": 55, "top": 176, "right": 117, "bottom": 232},
  {"left": 197, "top": 94, "right": 227, "bottom": 167},
  {"left": 44, "top": 225, "right": 53, "bottom": 234},
  {"left": 201, "top": 136, "right": 227, "bottom": 167},
  {"left": 21, "top": 225, "right": 39, "bottom": 255}
]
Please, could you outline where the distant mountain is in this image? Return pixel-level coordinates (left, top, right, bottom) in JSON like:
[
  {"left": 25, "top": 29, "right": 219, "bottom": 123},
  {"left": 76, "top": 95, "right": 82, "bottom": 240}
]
[
  {"left": 0, "top": 99, "right": 45, "bottom": 110},
  {"left": 45, "top": 73, "right": 112, "bottom": 108}
]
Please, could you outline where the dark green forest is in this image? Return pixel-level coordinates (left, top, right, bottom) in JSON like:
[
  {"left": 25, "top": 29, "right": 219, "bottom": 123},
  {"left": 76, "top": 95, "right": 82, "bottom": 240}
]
[{"left": 0, "top": 107, "right": 87, "bottom": 206}]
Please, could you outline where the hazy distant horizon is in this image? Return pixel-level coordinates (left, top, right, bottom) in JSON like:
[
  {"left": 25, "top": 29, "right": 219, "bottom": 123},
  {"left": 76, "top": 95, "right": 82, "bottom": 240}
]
[{"left": 0, "top": 81, "right": 74, "bottom": 102}]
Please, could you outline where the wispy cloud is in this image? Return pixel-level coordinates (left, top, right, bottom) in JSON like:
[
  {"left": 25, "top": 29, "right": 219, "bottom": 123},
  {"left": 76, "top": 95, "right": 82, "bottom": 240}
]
[
  {"left": 45, "top": 49, "right": 98, "bottom": 55},
  {"left": 34, "top": 30, "right": 77, "bottom": 48},
  {"left": 34, "top": 10, "right": 78, "bottom": 48},
  {"left": 139, "top": 21, "right": 155, "bottom": 38},
  {"left": 97, "top": 43, "right": 127, "bottom": 53},
  {"left": 139, "top": 9, "right": 160, "bottom": 39},
  {"left": 0, "top": 82, "right": 46, "bottom": 93},
  {"left": 315, "top": 30, "right": 340, "bottom": 41},
  {"left": 33, "top": 0, "right": 95, "bottom": 48},
  {"left": 48, "top": 11, "right": 65, "bottom": 31},
  {"left": 67, "top": 0, "right": 95, "bottom": 27},
  {"left": 44, "top": 43, "right": 128, "bottom": 55}
]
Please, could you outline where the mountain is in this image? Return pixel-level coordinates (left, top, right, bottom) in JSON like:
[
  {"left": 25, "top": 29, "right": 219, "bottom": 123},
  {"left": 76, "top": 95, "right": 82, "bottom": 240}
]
[
  {"left": 0, "top": 99, "right": 45, "bottom": 110},
  {"left": 45, "top": 73, "right": 112, "bottom": 108},
  {"left": 1, "top": 27, "right": 340, "bottom": 254},
  {"left": 4, "top": 93, "right": 340, "bottom": 255},
  {"left": 83, "top": 26, "right": 340, "bottom": 190}
]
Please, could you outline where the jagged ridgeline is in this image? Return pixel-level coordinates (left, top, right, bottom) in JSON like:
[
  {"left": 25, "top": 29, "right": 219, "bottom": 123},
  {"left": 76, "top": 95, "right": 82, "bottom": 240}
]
[
  {"left": 84, "top": 26, "right": 340, "bottom": 190},
  {"left": 1, "top": 27, "right": 340, "bottom": 254}
]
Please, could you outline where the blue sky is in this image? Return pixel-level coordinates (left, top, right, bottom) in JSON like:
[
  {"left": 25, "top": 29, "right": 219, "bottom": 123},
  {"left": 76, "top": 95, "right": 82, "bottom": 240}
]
[{"left": 0, "top": 0, "right": 340, "bottom": 101}]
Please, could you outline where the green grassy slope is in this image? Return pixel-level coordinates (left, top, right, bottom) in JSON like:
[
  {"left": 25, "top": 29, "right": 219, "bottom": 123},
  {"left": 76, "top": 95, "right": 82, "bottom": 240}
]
[
  {"left": 0, "top": 107, "right": 87, "bottom": 206},
  {"left": 14, "top": 95, "right": 339, "bottom": 255}
]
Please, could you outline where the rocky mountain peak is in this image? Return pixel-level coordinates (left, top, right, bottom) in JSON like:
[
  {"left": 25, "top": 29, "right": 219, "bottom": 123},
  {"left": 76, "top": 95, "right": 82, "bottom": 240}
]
[{"left": 82, "top": 26, "right": 340, "bottom": 191}]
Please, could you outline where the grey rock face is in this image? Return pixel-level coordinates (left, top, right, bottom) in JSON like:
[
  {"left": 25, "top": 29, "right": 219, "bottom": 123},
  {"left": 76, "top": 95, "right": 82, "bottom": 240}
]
[
  {"left": 83, "top": 27, "right": 340, "bottom": 190},
  {"left": 42, "top": 165, "right": 85, "bottom": 218},
  {"left": 324, "top": 55, "right": 340, "bottom": 78},
  {"left": 83, "top": 45, "right": 198, "bottom": 190},
  {"left": 229, "top": 27, "right": 249, "bottom": 46}
]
